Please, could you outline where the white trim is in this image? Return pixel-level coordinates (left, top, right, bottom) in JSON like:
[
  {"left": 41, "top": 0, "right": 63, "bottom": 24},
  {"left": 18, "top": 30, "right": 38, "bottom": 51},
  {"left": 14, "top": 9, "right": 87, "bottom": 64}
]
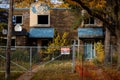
[{"left": 36, "top": 14, "right": 50, "bottom": 27}]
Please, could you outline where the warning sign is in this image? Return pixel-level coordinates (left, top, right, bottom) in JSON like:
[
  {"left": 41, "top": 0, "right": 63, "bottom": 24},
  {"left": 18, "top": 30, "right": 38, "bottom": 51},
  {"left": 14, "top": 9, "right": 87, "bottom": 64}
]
[{"left": 61, "top": 48, "right": 70, "bottom": 55}]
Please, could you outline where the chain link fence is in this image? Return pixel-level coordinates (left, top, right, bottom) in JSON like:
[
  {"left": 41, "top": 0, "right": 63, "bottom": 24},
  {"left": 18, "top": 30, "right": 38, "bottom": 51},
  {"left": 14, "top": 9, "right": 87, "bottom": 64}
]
[
  {"left": 0, "top": 45, "right": 118, "bottom": 79},
  {"left": 0, "top": 46, "right": 72, "bottom": 72}
]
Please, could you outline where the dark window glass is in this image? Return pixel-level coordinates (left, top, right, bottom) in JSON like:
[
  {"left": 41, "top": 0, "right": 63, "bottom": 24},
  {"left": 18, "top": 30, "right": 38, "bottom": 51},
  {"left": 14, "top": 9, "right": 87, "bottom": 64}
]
[
  {"left": 0, "top": 39, "right": 15, "bottom": 46},
  {"left": 38, "top": 15, "right": 48, "bottom": 24},
  {"left": 41, "top": 40, "right": 49, "bottom": 46},
  {"left": 11, "top": 39, "right": 15, "bottom": 46},
  {"left": 16, "top": 16, "right": 22, "bottom": 24},
  {"left": 84, "top": 17, "right": 94, "bottom": 24},
  {"left": 84, "top": 18, "right": 89, "bottom": 24},
  {"left": 90, "top": 17, "right": 94, "bottom": 24}
]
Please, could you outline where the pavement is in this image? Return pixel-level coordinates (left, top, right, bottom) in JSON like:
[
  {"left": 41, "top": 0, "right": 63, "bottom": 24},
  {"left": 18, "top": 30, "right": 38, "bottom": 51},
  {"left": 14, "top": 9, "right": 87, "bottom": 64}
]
[{"left": 16, "top": 65, "right": 42, "bottom": 80}]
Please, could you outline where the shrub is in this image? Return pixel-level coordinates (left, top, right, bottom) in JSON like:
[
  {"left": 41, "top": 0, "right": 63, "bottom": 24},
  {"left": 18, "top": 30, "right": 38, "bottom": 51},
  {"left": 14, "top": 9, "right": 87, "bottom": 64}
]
[
  {"left": 94, "top": 41, "right": 104, "bottom": 63},
  {"left": 11, "top": 49, "right": 29, "bottom": 62},
  {"left": 47, "top": 32, "right": 69, "bottom": 53}
]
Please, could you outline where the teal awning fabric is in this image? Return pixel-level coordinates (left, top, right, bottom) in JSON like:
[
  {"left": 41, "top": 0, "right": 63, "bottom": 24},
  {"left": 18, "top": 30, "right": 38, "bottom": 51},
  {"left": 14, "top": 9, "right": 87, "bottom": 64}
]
[
  {"left": 29, "top": 28, "right": 54, "bottom": 38},
  {"left": 78, "top": 28, "right": 104, "bottom": 38}
]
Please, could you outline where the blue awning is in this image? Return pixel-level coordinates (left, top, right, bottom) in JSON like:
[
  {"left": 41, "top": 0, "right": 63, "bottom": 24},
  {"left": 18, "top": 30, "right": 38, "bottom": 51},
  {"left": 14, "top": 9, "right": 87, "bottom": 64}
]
[
  {"left": 29, "top": 28, "right": 54, "bottom": 38},
  {"left": 78, "top": 28, "right": 104, "bottom": 38}
]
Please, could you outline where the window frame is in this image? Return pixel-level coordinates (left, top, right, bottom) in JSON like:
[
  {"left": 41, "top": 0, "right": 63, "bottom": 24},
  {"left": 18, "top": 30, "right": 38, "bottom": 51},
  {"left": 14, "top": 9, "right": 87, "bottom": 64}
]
[
  {"left": 13, "top": 15, "right": 23, "bottom": 25},
  {"left": 37, "top": 14, "right": 50, "bottom": 27}
]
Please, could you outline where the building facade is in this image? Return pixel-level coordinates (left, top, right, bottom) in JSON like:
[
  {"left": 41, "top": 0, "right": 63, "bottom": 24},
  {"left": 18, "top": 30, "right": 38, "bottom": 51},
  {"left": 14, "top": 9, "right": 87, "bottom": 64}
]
[
  {"left": 10, "top": 2, "right": 78, "bottom": 47},
  {"left": 0, "top": 1, "right": 108, "bottom": 59}
]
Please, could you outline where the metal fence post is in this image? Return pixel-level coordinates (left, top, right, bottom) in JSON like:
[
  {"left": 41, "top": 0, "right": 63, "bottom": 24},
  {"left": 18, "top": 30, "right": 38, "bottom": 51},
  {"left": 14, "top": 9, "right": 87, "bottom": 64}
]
[
  {"left": 72, "top": 40, "right": 76, "bottom": 73},
  {"left": 30, "top": 47, "right": 32, "bottom": 73}
]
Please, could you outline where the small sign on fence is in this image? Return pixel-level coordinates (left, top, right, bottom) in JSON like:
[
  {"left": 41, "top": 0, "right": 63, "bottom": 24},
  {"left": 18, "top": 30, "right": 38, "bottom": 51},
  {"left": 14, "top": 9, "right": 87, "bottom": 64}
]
[{"left": 61, "top": 48, "right": 70, "bottom": 55}]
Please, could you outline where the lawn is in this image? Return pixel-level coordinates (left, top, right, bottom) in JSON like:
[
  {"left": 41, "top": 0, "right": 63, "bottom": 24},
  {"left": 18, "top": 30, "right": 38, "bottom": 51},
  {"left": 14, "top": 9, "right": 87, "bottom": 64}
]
[
  {"left": 31, "top": 61, "right": 80, "bottom": 80},
  {"left": 0, "top": 72, "right": 23, "bottom": 80}
]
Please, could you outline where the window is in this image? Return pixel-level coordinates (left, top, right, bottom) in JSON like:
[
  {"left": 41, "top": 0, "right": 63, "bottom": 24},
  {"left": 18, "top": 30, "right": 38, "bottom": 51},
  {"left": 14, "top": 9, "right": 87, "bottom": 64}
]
[
  {"left": 84, "top": 17, "right": 94, "bottom": 24},
  {"left": 38, "top": 15, "right": 48, "bottom": 24},
  {"left": 0, "top": 37, "right": 16, "bottom": 49},
  {"left": 84, "top": 42, "right": 95, "bottom": 59},
  {"left": 36, "top": 14, "right": 50, "bottom": 27},
  {"left": 13, "top": 15, "right": 23, "bottom": 25}
]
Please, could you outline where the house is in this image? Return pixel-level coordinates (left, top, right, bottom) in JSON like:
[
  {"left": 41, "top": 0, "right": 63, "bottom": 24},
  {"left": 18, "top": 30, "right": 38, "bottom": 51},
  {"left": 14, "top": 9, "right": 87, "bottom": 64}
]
[
  {"left": 1, "top": 1, "right": 114, "bottom": 60},
  {"left": 6, "top": 1, "right": 77, "bottom": 47}
]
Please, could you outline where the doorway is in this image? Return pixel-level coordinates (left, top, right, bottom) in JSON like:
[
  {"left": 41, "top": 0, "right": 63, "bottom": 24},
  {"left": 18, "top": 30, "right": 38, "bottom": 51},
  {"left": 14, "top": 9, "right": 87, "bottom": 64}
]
[{"left": 84, "top": 42, "right": 95, "bottom": 59}]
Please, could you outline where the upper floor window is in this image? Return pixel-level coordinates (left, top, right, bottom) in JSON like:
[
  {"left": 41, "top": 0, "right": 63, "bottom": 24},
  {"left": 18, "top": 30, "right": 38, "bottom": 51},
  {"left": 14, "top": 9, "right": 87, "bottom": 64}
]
[
  {"left": 38, "top": 15, "right": 48, "bottom": 24},
  {"left": 13, "top": 15, "right": 23, "bottom": 25},
  {"left": 84, "top": 17, "right": 94, "bottom": 24},
  {"left": 36, "top": 14, "right": 50, "bottom": 27}
]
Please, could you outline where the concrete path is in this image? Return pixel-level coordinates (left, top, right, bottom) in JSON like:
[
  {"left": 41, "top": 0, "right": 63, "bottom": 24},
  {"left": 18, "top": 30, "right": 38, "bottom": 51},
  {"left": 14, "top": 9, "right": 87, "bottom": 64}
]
[
  {"left": 17, "top": 55, "right": 63, "bottom": 80},
  {"left": 16, "top": 65, "right": 42, "bottom": 80}
]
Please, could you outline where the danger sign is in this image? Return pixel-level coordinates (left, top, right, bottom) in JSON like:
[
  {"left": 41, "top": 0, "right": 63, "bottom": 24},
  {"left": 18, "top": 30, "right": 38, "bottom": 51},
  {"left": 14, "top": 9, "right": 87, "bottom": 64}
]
[{"left": 61, "top": 48, "right": 70, "bottom": 55}]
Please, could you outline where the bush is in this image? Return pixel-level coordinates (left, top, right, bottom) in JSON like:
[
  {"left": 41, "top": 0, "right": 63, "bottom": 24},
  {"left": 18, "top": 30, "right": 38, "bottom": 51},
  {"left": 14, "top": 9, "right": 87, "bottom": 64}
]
[
  {"left": 94, "top": 41, "right": 104, "bottom": 63},
  {"left": 11, "top": 49, "right": 29, "bottom": 62}
]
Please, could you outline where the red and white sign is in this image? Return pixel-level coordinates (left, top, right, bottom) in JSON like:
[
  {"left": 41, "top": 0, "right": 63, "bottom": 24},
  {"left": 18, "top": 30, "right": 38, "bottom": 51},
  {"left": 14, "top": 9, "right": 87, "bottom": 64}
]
[{"left": 61, "top": 48, "right": 70, "bottom": 55}]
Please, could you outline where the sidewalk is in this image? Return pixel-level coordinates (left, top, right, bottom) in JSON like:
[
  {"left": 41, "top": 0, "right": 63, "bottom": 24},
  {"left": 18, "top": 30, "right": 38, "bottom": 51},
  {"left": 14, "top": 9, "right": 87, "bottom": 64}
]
[{"left": 16, "top": 65, "right": 42, "bottom": 80}]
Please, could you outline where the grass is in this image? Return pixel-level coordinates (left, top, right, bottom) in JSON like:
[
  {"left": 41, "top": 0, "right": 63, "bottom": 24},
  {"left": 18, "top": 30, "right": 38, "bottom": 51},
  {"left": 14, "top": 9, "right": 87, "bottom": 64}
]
[
  {"left": 0, "top": 61, "right": 30, "bottom": 72},
  {"left": 0, "top": 72, "right": 23, "bottom": 80},
  {"left": 0, "top": 60, "right": 29, "bottom": 79},
  {"left": 31, "top": 61, "right": 80, "bottom": 80}
]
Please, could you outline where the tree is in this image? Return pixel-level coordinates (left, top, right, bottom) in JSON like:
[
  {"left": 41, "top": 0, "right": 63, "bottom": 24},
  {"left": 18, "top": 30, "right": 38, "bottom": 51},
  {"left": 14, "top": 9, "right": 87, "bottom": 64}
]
[
  {"left": 64, "top": 0, "right": 120, "bottom": 70},
  {"left": 47, "top": 31, "right": 69, "bottom": 53},
  {"left": 14, "top": 0, "right": 69, "bottom": 8}
]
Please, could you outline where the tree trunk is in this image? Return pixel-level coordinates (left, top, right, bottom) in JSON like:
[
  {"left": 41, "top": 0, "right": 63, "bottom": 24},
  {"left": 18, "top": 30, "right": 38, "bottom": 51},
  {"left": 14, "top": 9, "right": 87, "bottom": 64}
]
[
  {"left": 104, "top": 27, "right": 111, "bottom": 65},
  {"left": 5, "top": 0, "right": 13, "bottom": 79},
  {"left": 116, "top": 29, "right": 120, "bottom": 70}
]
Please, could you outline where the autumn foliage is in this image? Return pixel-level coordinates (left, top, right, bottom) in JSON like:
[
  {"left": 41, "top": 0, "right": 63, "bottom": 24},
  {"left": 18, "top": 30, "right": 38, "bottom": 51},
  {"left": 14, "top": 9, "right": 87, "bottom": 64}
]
[
  {"left": 94, "top": 41, "right": 105, "bottom": 63},
  {"left": 65, "top": 0, "right": 106, "bottom": 9},
  {"left": 14, "top": 0, "right": 69, "bottom": 8},
  {"left": 47, "top": 32, "right": 69, "bottom": 53},
  {"left": 75, "top": 61, "right": 120, "bottom": 80}
]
